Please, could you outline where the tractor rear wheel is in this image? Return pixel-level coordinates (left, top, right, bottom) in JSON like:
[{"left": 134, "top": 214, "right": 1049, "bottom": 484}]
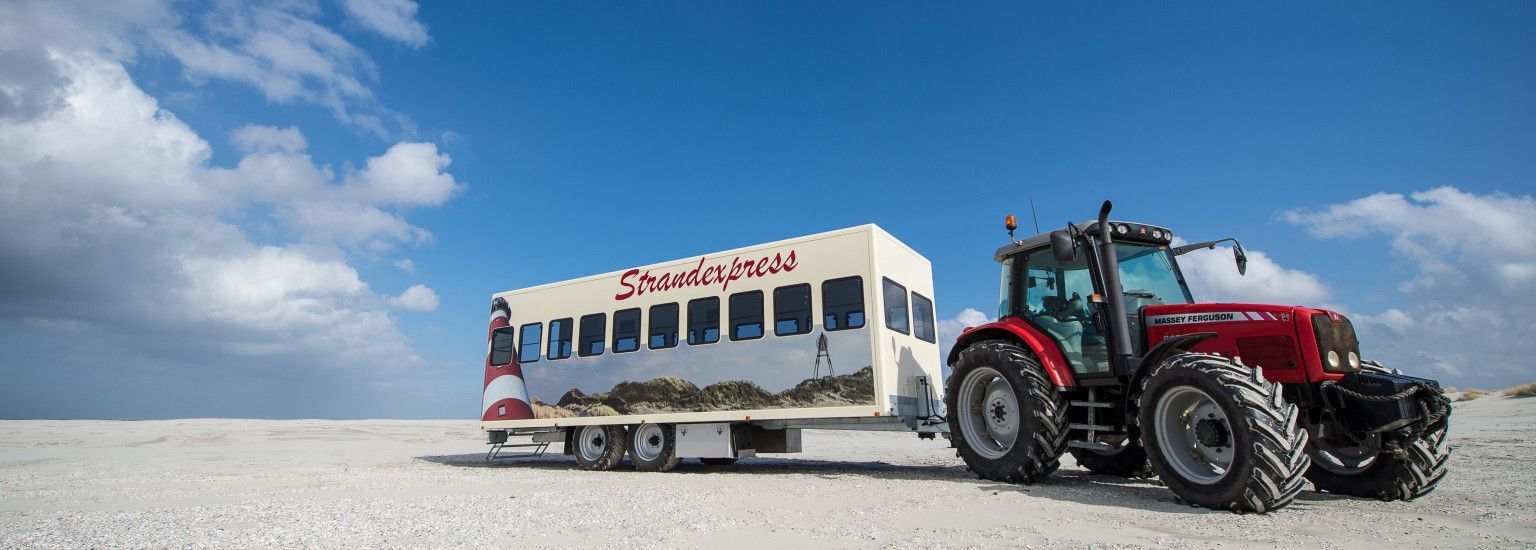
[
  {"left": 945, "top": 340, "right": 1068, "bottom": 484},
  {"left": 1306, "top": 425, "right": 1450, "bottom": 501},
  {"left": 1137, "top": 354, "right": 1310, "bottom": 513},
  {"left": 1070, "top": 437, "right": 1154, "bottom": 478}
]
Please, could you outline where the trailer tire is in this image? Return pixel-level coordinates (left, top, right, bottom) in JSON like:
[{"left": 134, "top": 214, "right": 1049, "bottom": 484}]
[
  {"left": 1306, "top": 424, "right": 1450, "bottom": 501},
  {"left": 1137, "top": 354, "right": 1310, "bottom": 513},
  {"left": 572, "top": 425, "right": 628, "bottom": 471},
  {"left": 699, "top": 458, "right": 737, "bottom": 466},
  {"left": 945, "top": 340, "right": 1068, "bottom": 484},
  {"left": 1069, "top": 440, "right": 1154, "bottom": 478},
  {"left": 628, "top": 423, "right": 682, "bottom": 472}
]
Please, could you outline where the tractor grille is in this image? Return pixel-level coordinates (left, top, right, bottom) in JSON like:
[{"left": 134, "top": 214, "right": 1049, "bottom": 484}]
[{"left": 1311, "top": 313, "right": 1361, "bottom": 374}]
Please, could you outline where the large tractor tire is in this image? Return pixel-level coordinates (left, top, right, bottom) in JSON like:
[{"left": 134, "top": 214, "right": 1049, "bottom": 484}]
[
  {"left": 1306, "top": 424, "right": 1450, "bottom": 501},
  {"left": 945, "top": 340, "right": 1069, "bottom": 484},
  {"left": 1137, "top": 354, "right": 1310, "bottom": 513},
  {"left": 1070, "top": 438, "right": 1154, "bottom": 478}
]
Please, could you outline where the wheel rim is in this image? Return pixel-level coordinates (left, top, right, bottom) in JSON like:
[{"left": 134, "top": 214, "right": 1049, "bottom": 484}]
[
  {"left": 577, "top": 425, "right": 609, "bottom": 462},
  {"left": 957, "top": 366, "right": 1020, "bottom": 460},
  {"left": 1154, "top": 386, "right": 1234, "bottom": 484},
  {"left": 632, "top": 424, "right": 666, "bottom": 463},
  {"left": 1311, "top": 434, "right": 1378, "bottom": 475}
]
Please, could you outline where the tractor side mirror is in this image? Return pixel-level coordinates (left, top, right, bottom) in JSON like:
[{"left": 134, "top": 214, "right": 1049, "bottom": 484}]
[
  {"left": 1050, "top": 230, "right": 1076, "bottom": 262},
  {"left": 1234, "top": 242, "right": 1248, "bottom": 276}
]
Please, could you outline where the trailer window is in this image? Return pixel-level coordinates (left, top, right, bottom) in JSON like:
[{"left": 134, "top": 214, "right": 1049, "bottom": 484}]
[
  {"left": 489, "top": 327, "right": 516, "bottom": 366},
  {"left": 613, "top": 308, "right": 641, "bottom": 353},
  {"left": 518, "top": 323, "right": 542, "bottom": 363},
  {"left": 649, "top": 303, "right": 679, "bottom": 349},
  {"left": 688, "top": 297, "right": 720, "bottom": 345},
  {"left": 883, "top": 278, "right": 909, "bottom": 334},
  {"left": 774, "top": 284, "right": 812, "bottom": 336},
  {"left": 912, "top": 292, "right": 936, "bottom": 343},
  {"left": 822, "top": 276, "right": 865, "bottom": 330},
  {"left": 578, "top": 313, "right": 606, "bottom": 357},
  {"left": 729, "top": 290, "right": 764, "bottom": 340},
  {"left": 547, "top": 318, "right": 572, "bottom": 360}
]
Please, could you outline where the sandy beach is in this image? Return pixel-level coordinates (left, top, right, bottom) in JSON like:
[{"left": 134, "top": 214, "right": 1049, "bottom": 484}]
[{"left": 2, "top": 395, "right": 1532, "bottom": 548}]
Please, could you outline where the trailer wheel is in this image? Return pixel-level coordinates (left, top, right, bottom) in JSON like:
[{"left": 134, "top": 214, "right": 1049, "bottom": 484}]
[
  {"left": 1069, "top": 438, "right": 1154, "bottom": 478},
  {"left": 1306, "top": 424, "right": 1450, "bottom": 501},
  {"left": 698, "top": 458, "right": 737, "bottom": 466},
  {"left": 628, "top": 423, "right": 682, "bottom": 472},
  {"left": 572, "top": 425, "right": 628, "bottom": 471},
  {"left": 1137, "top": 354, "right": 1310, "bottom": 513},
  {"left": 945, "top": 340, "right": 1068, "bottom": 484}
]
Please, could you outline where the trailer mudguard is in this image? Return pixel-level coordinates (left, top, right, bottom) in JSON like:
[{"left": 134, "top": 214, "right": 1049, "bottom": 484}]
[{"left": 947, "top": 317, "right": 1078, "bottom": 388}]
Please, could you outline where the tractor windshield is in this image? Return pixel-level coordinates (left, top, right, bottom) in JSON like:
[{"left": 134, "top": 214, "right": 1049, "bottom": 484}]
[{"left": 1115, "top": 243, "right": 1193, "bottom": 306}]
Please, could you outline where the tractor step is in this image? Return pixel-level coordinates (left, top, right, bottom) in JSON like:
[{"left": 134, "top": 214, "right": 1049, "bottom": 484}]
[
  {"left": 1067, "top": 440, "right": 1117, "bottom": 452},
  {"left": 1069, "top": 423, "right": 1115, "bottom": 432},
  {"left": 1069, "top": 400, "right": 1113, "bottom": 408}
]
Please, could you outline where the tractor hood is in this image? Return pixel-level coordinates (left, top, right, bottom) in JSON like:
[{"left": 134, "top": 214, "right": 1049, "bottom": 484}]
[{"left": 1142, "top": 303, "right": 1361, "bottom": 384}]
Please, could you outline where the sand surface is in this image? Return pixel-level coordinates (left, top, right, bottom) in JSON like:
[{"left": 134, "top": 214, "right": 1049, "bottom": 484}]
[{"left": 2, "top": 396, "right": 1533, "bottom": 548}]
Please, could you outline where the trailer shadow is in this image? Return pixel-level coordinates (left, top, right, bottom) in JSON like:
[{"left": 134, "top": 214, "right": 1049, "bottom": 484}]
[{"left": 418, "top": 451, "right": 1347, "bottom": 514}]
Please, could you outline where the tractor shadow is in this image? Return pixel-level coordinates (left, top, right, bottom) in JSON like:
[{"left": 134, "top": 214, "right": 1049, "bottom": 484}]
[{"left": 418, "top": 451, "right": 1352, "bottom": 514}]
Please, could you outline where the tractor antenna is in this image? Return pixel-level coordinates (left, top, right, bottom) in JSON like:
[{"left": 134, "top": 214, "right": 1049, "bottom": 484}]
[{"left": 1028, "top": 196, "right": 1041, "bottom": 234}]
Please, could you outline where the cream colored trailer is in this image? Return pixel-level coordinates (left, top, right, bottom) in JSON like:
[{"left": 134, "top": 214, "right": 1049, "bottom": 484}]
[{"left": 480, "top": 225, "right": 945, "bottom": 466}]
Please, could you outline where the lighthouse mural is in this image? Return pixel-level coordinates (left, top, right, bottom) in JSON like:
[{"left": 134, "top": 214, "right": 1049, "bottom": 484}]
[{"left": 483, "top": 297, "right": 535, "bottom": 421}]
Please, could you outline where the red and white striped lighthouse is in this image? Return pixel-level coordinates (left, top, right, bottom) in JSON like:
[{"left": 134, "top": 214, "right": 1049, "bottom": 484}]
[{"left": 483, "top": 297, "right": 534, "bottom": 421}]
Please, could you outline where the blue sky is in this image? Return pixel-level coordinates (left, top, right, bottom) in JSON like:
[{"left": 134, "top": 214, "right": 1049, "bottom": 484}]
[{"left": 1, "top": 1, "right": 1533, "bottom": 419}]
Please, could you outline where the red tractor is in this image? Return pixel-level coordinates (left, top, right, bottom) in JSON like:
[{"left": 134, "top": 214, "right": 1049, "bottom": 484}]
[{"left": 945, "top": 201, "right": 1451, "bottom": 513}]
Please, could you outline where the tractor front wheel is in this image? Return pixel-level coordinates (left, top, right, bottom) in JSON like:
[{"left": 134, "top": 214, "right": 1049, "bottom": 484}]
[
  {"left": 945, "top": 340, "right": 1069, "bottom": 484},
  {"left": 1306, "top": 425, "right": 1450, "bottom": 501},
  {"left": 1137, "top": 354, "right": 1310, "bottom": 513}
]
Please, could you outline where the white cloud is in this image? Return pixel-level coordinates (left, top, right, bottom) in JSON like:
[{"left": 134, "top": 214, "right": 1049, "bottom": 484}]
[
  {"left": 230, "top": 124, "right": 307, "bottom": 154},
  {"left": 393, "top": 258, "right": 415, "bottom": 272},
  {"left": 0, "top": 47, "right": 448, "bottom": 415},
  {"left": 1, "top": 0, "right": 412, "bottom": 137},
  {"left": 1175, "top": 239, "right": 1332, "bottom": 306},
  {"left": 340, "top": 0, "right": 430, "bottom": 48},
  {"left": 388, "top": 284, "right": 439, "bottom": 312},
  {"left": 1282, "top": 188, "right": 1536, "bottom": 387},
  {"left": 343, "top": 142, "right": 460, "bottom": 207},
  {"left": 937, "top": 307, "right": 992, "bottom": 363}
]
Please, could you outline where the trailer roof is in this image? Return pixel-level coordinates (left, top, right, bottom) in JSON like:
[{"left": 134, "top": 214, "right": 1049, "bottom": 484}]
[{"left": 497, "top": 223, "right": 927, "bottom": 297}]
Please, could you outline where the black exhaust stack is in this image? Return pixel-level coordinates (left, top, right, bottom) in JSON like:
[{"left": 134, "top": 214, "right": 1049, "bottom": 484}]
[{"left": 1095, "top": 201, "right": 1135, "bottom": 375}]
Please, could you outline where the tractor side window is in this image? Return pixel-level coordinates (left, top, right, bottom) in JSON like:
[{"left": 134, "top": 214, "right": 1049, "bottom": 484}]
[
  {"left": 613, "top": 308, "right": 641, "bottom": 353},
  {"left": 883, "top": 278, "right": 909, "bottom": 334},
  {"left": 822, "top": 276, "right": 865, "bottom": 330},
  {"left": 911, "top": 292, "right": 936, "bottom": 343},
  {"left": 489, "top": 327, "right": 516, "bottom": 366},
  {"left": 729, "top": 290, "right": 764, "bottom": 340},
  {"left": 519, "top": 323, "right": 542, "bottom": 363},
  {"left": 1022, "top": 248, "right": 1107, "bottom": 374},
  {"left": 547, "top": 318, "right": 572, "bottom": 360},
  {"left": 774, "top": 283, "right": 813, "bottom": 336},
  {"left": 649, "top": 303, "right": 679, "bottom": 349},
  {"left": 578, "top": 313, "right": 605, "bottom": 357},
  {"left": 687, "top": 297, "right": 720, "bottom": 345}
]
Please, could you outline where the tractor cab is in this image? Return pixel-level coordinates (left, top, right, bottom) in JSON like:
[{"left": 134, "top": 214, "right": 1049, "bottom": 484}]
[{"left": 993, "top": 217, "right": 1196, "bottom": 379}]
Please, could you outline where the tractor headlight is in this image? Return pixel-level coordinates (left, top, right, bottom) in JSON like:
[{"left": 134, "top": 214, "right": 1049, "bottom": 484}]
[
  {"left": 1152, "top": 229, "right": 1164, "bottom": 239},
  {"left": 1116, "top": 224, "right": 1129, "bottom": 235},
  {"left": 1347, "top": 351, "right": 1360, "bottom": 370},
  {"left": 1326, "top": 350, "right": 1341, "bottom": 370}
]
